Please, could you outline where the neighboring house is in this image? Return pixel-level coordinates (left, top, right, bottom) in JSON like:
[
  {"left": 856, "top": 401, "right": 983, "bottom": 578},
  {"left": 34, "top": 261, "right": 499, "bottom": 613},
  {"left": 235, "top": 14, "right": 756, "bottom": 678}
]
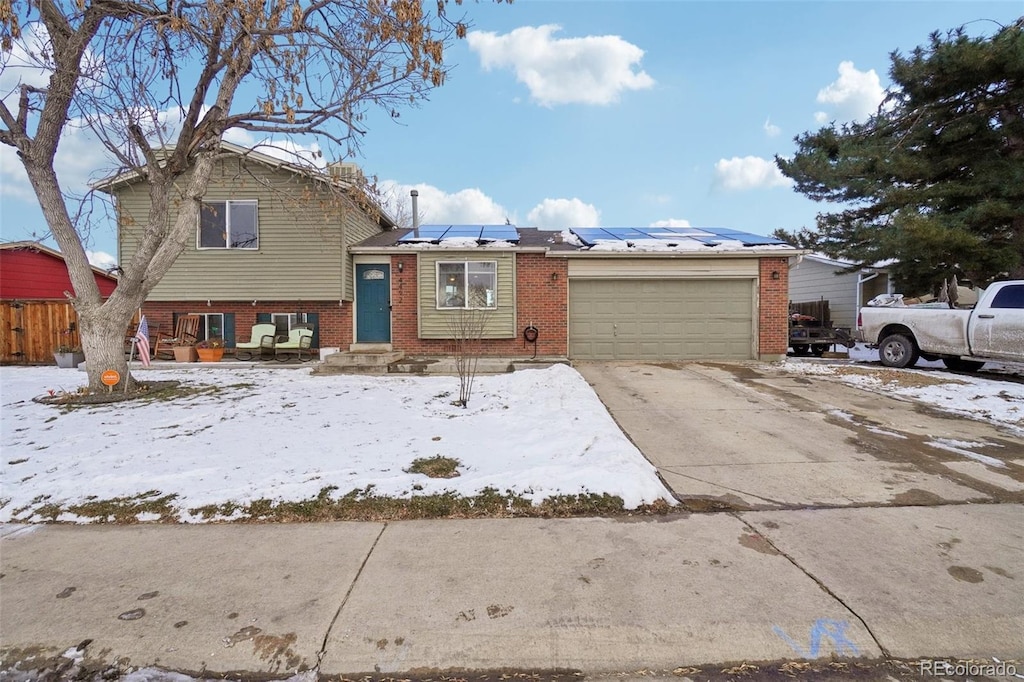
[
  {"left": 0, "top": 241, "right": 119, "bottom": 363},
  {"left": 97, "top": 142, "right": 394, "bottom": 350},
  {"left": 350, "top": 225, "right": 797, "bottom": 362},
  {"left": 788, "top": 254, "right": 893, "bottom": 330}
]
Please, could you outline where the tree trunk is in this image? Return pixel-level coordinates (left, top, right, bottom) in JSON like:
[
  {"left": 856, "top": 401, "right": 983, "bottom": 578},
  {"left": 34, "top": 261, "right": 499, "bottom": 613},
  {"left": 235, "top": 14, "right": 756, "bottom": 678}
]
[{"left": 76, "top": 297, "right": 144, "bottom": 390}]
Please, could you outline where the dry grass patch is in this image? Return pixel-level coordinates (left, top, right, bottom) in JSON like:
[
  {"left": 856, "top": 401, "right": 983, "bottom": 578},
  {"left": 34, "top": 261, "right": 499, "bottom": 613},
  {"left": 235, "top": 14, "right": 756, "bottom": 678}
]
[
  {"left": 829, "top": 366, "right": 967, "bottom": 389},
  {"left": 406, "top": 455, "right": 461, "bottom": 478}
]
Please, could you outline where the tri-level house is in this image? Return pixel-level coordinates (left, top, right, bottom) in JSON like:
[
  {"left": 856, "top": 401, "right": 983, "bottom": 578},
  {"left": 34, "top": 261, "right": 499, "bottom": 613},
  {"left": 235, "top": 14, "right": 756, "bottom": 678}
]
[
  {"left": 98, "top": 142, "right": 394, "bottom": 352},
  {"left": 102, "top": 143, "right": 798, "bottom": 363}
]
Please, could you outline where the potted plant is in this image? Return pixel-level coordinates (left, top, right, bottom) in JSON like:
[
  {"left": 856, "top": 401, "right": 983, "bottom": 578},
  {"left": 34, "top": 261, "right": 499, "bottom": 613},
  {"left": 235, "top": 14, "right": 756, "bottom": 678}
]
[
  {"left": 53, "top": 344, "right": 85, "bottom": 368},
  {"left": 173, "top": 344, "right": 198, "bottom": 363},
  {"left": 195, "top": 337, "right": 225, "bottom": 362}
]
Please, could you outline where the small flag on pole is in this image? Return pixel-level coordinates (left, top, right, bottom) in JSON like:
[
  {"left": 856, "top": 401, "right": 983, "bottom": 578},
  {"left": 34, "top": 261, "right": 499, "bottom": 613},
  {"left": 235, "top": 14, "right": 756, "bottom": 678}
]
[{"left": 135, "top": 316, "right": 151, "bottom": 367}]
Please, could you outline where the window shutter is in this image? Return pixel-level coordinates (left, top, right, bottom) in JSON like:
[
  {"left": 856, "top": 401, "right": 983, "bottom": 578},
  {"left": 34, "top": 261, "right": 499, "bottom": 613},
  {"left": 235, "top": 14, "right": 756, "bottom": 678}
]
[
  {"left": 304, "top": 312, "right": 320, "bottom": 348},
  {"left": 256, "top": 313, "right": 271, "bottom": 324},
  {"left": 223, "top": 313, "right": 236, "bottom": 347}
]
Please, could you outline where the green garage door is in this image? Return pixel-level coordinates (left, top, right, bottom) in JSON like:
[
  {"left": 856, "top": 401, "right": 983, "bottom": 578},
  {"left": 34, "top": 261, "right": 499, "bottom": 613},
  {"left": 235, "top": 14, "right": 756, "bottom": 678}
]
[{"left": 569, "top": 279, "right": 754, "bottom": 360}]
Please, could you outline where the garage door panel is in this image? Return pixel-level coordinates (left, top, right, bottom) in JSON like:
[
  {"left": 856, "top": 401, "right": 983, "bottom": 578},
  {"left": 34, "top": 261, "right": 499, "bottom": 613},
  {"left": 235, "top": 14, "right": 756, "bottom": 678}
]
[{"left": 569, "top": 278, "right": 754, "bottom": 361}]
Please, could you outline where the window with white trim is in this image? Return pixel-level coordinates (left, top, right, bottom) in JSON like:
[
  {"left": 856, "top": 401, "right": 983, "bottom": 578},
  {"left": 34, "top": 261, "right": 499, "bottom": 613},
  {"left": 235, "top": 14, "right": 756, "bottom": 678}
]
[
  {"left": 188, "top": 313, "right": 224, "bottom": 342},
  {"left": 271, "top": 313, "right": 312, "bottom": 336},
  {"left": 198, "top": 200, "right": 258, "bottom": 249},
  {"left": 436, "top": 261, "right": 497, "bottom": 309}
]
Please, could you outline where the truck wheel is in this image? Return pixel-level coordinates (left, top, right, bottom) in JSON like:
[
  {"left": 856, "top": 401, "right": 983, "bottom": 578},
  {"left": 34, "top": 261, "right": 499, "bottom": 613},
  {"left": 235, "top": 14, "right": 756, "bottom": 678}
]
[
  {"left": 879, "top": 334, "right": 919, "bottom": 368},
  {"left": 942, "top": 357, "right": 986, "bottom": 372},
  {"left": 811, "top": 345, "right": 829, "bottom": 357},
  {"left": 791, "top": 344, "right": 810, "bottom": 356}
]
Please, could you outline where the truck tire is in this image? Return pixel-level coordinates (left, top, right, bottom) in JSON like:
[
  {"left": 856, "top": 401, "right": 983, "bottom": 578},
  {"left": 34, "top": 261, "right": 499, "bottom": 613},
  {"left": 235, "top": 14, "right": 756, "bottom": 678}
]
[
  {"left": 791, "top": 344, "right": 810, "bottom": 356},
  {"left": 811, "top": 345, "right": 829, "bottom": 357},
  {"left": 879, "top": 333, "right": 919, "bottom": 368},
  {"left": 942, "top": 357, "right": 986, "bottom": 372}
]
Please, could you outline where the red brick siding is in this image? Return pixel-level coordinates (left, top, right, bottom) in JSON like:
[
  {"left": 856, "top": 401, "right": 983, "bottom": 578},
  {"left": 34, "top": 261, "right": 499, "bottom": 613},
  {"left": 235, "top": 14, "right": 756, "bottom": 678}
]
[
  {"left": 758, "top": 257, "right": 790, "bottom": 357},
  {"left": 141, "top": 300, "right": 352, "bottom": 349},
  {"left": 390, "top": 253, "right": 567, "bottom": 357}
]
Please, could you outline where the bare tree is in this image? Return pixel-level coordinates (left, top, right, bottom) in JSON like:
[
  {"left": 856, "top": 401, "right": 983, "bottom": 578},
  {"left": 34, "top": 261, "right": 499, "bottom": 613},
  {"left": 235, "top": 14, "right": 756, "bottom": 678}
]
[
  {"left": 445, "top": 308, "right": 490, "bottom": 407},
  {"left": 0, "top": 0, "right": 503, "bottom": 391}
]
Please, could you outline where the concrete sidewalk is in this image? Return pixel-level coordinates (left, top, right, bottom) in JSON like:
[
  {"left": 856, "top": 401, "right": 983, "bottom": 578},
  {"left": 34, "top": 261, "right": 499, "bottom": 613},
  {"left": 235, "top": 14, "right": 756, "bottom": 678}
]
[{"left": 3, "top": 510, "right": 1021, "bottom": 677}]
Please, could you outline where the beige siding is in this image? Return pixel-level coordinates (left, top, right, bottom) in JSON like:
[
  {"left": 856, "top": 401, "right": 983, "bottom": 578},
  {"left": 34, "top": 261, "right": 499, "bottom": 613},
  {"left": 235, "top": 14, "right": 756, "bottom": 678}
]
[
  {"left": 417, "top": 252, "right": 516, "bottom": 339},
  {"left": 568, "top": 258, "right": 758, "bottom": 278},
  {"left": 116, "top": 159, "right": 383, "bottom": 301},
  {"left": 788, "top": 258, "right": 891, "bottom": 329},
  {"left": 343, "top": 209, "right": 387, "bottom": 301}
]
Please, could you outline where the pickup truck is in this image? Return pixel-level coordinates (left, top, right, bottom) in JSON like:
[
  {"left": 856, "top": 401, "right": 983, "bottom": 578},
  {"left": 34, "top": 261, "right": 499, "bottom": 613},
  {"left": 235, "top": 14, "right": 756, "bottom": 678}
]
[{"left": 858, "top": 280, "right": 1024, "bottom": 370}]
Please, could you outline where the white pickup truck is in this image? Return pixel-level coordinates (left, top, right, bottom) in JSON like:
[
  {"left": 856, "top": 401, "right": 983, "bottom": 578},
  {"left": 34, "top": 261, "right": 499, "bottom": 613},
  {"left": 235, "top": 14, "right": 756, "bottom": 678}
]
[{"left": 858, "top": 280, "right": 1024, "bottom": 370}]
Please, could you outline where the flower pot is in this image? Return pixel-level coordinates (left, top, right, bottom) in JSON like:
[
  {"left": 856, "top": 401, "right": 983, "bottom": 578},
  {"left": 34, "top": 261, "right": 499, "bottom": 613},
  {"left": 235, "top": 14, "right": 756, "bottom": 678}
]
[
  {"left": 54, "top": 352, "right": 85, "bottom": 368},
  {"left": 173, "top": 346, "right": 198, "bottom": 363},
  {"left": 196, "top": 348, "right": 224, "bottom": 362}
]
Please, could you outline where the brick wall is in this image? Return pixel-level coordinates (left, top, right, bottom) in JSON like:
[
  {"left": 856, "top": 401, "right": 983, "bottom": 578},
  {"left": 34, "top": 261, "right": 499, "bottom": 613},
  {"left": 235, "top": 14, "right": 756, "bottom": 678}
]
[
  {"left": 390, "top": 252, "right": 568, "bottom": 357},
  {"left": 141, "top": 300, "right": 353, "bottom": 350},
  {"left": 758, "top": 257, "right": 790, "bottom": 357}
]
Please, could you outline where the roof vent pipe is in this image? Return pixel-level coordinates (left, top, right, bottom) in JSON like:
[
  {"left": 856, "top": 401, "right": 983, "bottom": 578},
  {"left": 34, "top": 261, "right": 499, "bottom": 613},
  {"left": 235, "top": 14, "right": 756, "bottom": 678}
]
[{"left": 411, "top": 189, "right": 419, "bottom": 238}]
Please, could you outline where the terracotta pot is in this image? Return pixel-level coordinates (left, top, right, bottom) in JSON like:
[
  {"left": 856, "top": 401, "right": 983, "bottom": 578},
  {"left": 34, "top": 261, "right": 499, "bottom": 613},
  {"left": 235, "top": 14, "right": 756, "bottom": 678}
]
[
  {"left": 196, "top": 348, "right": 224, "bottom": 362},
  {"left": 173, "top": 346, "right": 198, "bottom": 363}
]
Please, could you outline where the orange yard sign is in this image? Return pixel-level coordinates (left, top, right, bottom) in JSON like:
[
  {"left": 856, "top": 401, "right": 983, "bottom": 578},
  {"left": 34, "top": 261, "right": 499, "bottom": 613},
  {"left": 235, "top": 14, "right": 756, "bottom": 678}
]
[{"left": 101, "top": 370, "right": 120, "bottom": 386}]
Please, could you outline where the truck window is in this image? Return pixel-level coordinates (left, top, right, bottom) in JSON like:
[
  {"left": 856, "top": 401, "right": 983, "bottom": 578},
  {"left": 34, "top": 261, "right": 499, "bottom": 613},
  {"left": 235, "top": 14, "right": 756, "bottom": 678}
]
[{"left": 990, "top": 285, "right": 1024, "bottom": 309}]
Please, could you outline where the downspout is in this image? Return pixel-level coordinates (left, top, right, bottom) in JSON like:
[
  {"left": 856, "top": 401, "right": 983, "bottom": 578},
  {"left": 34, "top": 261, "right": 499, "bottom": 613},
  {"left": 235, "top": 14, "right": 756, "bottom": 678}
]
[{"left": 857, "top": 270, "right": 879, "bottom": 317}]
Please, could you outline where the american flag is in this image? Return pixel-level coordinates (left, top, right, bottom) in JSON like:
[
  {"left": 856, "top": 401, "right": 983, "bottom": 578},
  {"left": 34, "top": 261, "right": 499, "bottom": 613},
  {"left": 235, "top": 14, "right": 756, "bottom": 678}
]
[{"left": 135, "top": 315, "right": 151, "bottom": 367}]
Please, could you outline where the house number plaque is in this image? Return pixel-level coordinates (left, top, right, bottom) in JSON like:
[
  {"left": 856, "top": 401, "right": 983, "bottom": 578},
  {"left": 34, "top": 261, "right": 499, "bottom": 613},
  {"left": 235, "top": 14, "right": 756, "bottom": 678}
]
[{"left": 362, "top": 269, "right": 385, "bottom": 280}]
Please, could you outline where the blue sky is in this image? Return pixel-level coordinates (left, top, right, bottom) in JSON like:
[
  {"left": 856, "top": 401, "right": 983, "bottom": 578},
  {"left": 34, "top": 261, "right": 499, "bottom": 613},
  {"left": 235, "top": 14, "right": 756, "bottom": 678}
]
[{"left": 1, "top": 1, "right": 1020, "bottom": 267}]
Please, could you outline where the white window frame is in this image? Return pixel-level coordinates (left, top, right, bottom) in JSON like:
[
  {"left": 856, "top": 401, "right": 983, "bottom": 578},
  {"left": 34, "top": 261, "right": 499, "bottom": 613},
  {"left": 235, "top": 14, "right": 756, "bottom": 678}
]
[
  {"left": 197, "top": 200, "right": 259, "bottom": 250},
  {"left": 436, "top": 260, "right": 498, "bottom": 310},
  {"left": 188, "top": 312, "right": 224, "bottom": 342},
  {"left": 270, "top": 312, "right": 312, "bottom": 338}
]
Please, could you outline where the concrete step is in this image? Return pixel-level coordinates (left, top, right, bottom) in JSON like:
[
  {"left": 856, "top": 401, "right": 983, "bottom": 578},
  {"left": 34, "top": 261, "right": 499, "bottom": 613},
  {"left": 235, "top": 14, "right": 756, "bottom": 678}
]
[{"left": 323, "top": 351, "right": 404, "bottom": 367}]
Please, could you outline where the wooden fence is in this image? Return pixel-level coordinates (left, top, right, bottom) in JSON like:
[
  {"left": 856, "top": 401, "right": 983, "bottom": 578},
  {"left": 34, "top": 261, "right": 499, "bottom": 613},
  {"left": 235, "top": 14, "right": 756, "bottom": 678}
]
[{"left": 0, "top": 300, "right": 82, "bottom": 364}]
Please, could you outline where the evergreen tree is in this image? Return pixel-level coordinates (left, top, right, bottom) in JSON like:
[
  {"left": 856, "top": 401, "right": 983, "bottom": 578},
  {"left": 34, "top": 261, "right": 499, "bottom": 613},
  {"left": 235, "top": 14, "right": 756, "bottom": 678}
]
[{"left": 777, "top": 19, "right": 1024, "bottom": 294}]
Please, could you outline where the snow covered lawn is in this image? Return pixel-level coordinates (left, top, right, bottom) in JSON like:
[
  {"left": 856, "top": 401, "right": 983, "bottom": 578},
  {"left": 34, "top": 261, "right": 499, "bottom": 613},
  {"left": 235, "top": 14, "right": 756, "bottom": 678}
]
[
  {"left": 778, "top": 345, "right": 1024, "bottom": 435},
  {"left": 0, "top": 364, "right": 673, "bottom": 523}
]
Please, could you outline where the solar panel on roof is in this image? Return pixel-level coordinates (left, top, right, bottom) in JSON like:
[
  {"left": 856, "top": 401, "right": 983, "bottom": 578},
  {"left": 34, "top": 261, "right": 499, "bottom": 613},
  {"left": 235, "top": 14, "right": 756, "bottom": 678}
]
[
  {"left": 442, "top": 227, "right": 483, "bottom": 238},
  {"left": 570, "top": 228, "right": 617, "bottom": 245},
  {"left": 480, "top": 226, "right": 519, "bottom": 242}
]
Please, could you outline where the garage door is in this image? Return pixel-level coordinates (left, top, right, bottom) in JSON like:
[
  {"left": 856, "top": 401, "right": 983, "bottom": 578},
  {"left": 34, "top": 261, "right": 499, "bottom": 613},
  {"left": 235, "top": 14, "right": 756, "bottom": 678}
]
[{"left": 569, "top": 279, "right": 754, "bottom": 360}]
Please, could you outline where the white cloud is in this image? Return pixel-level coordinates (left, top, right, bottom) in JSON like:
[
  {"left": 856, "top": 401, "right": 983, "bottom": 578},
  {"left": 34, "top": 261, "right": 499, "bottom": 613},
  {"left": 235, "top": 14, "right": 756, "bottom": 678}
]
[
  {"left": 378, "top": 181, "right": 511, "bottom": 226},
  {"left": 816, "top": 61, "right": 885, "bottom": 122},
  {"left": 713, "top": 156, "right": 792, "bottom": 191},
  {"left": 763, "top": 118, "right": 781, "bottom": 137},
  {"left": 649, "top": 218, "right": 691, "bottom": 228},
  {"left": 527, "top": 198, "right": 600, "bottom": 229},
  {"left": 814, "top": 111, "right": 829, "bottom": 124},
  {"left": 87, "top": 250, "right": 117, "bottom": 269},
  {"left": 467, "top": 25, "right": 655, "bottom": 106}
]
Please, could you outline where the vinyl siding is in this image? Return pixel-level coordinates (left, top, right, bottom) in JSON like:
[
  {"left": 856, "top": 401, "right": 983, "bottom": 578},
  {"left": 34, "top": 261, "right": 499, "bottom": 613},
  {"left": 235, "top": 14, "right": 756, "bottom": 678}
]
[
  {"left": 343, "top": 209, "right": 387, "bottom": 301},
  {"left": 789, "top": 259, "right": 860, "bottom": 328},
  {"left": 417, "top": 251, "right": 516, "bottom": 339},
  {"left": 117, "top": 159, "right": 383, "bottom": 301}
]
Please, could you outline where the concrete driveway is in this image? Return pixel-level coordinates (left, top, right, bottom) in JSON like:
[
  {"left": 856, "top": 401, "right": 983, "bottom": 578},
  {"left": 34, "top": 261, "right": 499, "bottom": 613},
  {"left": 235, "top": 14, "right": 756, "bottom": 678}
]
[{"left": 575, "top": 361, "right": 1024, "bottom": 510}]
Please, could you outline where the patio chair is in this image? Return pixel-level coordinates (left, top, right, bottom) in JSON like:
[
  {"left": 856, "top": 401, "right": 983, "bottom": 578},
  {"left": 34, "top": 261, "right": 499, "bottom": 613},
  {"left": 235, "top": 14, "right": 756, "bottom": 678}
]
[
  {"left": 274, "top": 327, "right": 314, "bottom": 362},
  {"left": 153, "top": 315, "right": 201, "bottom": 360},
  {"left": 235, "top": 323, "right": 278, "bottom": 360},
  {"left": 124, "top": 322, "right": 160, "bottom": 358}
]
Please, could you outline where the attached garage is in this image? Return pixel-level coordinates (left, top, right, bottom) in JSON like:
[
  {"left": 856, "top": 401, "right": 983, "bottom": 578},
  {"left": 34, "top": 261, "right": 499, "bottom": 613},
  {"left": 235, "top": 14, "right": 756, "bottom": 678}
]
[{"left": 566, "top": 257, "right": 760, "bottom": 362}]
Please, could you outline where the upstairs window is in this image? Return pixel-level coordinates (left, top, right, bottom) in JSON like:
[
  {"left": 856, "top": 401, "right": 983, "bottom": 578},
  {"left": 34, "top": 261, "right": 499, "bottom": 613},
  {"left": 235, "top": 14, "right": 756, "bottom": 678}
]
[
  {"left": 436, "top": 261, "right": 497, "bottom": 309},
  {"left": 199, "top": 200, "right": 258, "bottom": 249}
]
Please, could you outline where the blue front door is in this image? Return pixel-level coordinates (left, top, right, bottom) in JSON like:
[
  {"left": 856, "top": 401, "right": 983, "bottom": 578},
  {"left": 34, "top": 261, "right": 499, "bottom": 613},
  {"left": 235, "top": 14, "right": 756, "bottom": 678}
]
[{"left": 356, "top": 264, "right": 391, "bottom": 343}]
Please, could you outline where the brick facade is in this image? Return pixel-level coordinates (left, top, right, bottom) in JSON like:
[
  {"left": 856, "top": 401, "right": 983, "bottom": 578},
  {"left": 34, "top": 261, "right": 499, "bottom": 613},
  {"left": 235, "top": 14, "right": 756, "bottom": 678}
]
[
  {"left": 141, "top": 300, "right": 353, "bottom": 351},
  {"left": 758, "top": 257, "right": 790, "bottom": 358},
  {"left": 390, "top": 252, "right": 568, "bottom": 357},
  {"left": 145, "top": 255, "right": 788, "bottom": 361}
]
